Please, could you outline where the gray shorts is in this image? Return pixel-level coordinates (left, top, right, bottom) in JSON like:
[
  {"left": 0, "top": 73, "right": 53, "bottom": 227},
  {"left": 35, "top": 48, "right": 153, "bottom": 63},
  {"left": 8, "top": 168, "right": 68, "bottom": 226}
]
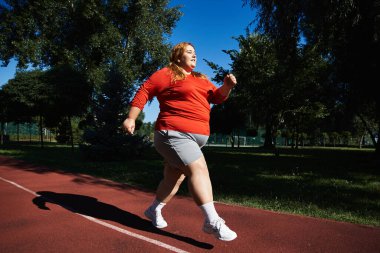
[{"left": 154, "top": 130, "right": 209, "bottom": 168}]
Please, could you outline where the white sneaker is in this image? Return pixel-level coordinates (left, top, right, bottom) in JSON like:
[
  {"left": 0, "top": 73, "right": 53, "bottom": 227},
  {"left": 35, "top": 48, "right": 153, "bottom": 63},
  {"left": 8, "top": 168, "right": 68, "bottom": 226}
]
[
  {"left": 203, "top": 217, "right": 237, "bottom": 241},
  {"left": 144, "top": 208, "right": 168, "bottom": 228}
]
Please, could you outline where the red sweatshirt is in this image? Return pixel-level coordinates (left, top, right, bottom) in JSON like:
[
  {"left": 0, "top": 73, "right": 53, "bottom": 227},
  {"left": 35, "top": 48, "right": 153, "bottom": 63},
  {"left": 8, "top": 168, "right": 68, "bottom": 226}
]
[{"left": 130, "top": 67, "right": 227, "bottom": 135}]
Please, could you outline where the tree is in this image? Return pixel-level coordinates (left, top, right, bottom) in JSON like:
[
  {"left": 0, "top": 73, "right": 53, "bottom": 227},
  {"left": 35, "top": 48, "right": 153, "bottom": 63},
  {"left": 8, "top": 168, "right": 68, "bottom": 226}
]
[
  {"left": 45, "top": 64, "right": 91, "bottom": 148},
  {"left": 138, "top": 121, "right": 155, "bottom": 141},
  {"left": 1, "top": 65, "right": 91, "bottom": 147},
  {"left": 243, "top": 0, "right": 380, "bottom": 155},
  {"left": 1, "top": 0, "right": 182, "bottom": 158},
  {"left": 352, "top": 112, "right": 378, "bottom": 148},
  {"left": 231, "top": 34, "right": 282, "bottom": 148},
  {"left": 2, "top": 70, "right": 53, "bottom": 147},
  {"left": 208, "top": 32, "right": 330, "bottom": 149},
  {"left": 281, "top": 129, "right": 292, "bottom": 146},
  {"left": 204, "top": 60, "right": 246, "bottom": 148},
  {"left": 321, "top": 132, "right": 329, "bottom": 147},
  {"left": 303, "top": 0, "right": 380, "bottom": 155},
  {"left": 206, "top": 34, "right": 281, "bottom": 148},
  {"left": 0, "top": 87, "right": 34, "bottom": 143},
  {"left": 80, "top": 65, "right": 150, "bottom": 160},
  {"left": 210, "top": 97, "right": 246, "bottom": 148},
  {"left": 329, "top": 131, "right": 340, "bottom": 147},
  {"left": 0, "top": 90, "right": 8, "bottom": 144},
  {"left": 0, "top": 0, "right": 181, "bottom": 80}
]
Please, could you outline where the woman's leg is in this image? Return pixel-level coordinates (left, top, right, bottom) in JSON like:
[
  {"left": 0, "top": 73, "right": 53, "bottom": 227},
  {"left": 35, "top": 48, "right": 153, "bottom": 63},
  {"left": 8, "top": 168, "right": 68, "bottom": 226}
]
[
  {"left": 156, "top": 161, "right": 186, "bottom": 203},
  {"left": 145, "top": 161, "right": 185, "bottom": 228},
  {"left": 180, "top": 155, "right": 237, "bottom": 241},
  {"left": 180, "top": 155, "right": 213, "bottom": 206}
]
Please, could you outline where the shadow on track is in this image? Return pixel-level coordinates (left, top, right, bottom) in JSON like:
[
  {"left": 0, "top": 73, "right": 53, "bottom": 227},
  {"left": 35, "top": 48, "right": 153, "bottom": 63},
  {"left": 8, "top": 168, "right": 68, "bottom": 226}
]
[{"left": 32, "top": 191, "right": 213, "bottom": 250}]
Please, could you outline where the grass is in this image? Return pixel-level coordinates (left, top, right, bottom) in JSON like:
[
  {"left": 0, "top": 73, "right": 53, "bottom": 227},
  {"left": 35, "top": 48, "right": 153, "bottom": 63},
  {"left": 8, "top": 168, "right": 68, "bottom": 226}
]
[{"left": 0, "top": 143, "right": 379, "bottom": 227}]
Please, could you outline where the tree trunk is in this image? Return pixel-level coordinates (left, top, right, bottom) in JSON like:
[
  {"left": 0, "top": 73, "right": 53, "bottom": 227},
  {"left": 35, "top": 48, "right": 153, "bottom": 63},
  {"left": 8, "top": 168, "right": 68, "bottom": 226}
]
[
  {"left": 295, "top": 132, "right": 299, "bottom": 149},
  {"left": 68, "top": 116, "right": 74, "bottom": 150},
  {"left": 295, "top": 123, "right": 299, "bottom": 149},
  {"left": 375, "top": 141, "right": 380, "bottom": 158},
  {"left": 39, "top": 115, "right": 44, "bottom": 148},
  {"left": 17, "top": 123, "right": 20, "bottom": 142},
  {"left": 357, "top": 113, "right": 377, "bottom": 146},
  {"left": 375, "top": 124, "right": 380, "bottom": 159},
  {"left": 359, "top": 135, "right": 364, "bottom": 149},
  {"left": 29, "top": 123, "right": 32, "bottom": 143},
  {"left": 263, "top": 123, "right": 274, "bottom": 148},
  {"left": 291, "top": 132, "right": 295, "bottom": 149},
  {"left": 0, "top": 121, "right": 4, "bottom": 145}
]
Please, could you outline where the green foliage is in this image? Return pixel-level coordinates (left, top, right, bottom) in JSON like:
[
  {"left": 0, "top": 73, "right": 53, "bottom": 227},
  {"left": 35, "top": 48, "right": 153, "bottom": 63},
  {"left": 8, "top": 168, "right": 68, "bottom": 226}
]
[
  {"left": 1, "top": 70, "right": 53, "bottom": 125},
  {"left": 55, "top": 119, "right": 72, "bottom": 144},
  {"left": 243, "top": 0, "right": 380, "bottom": 154},
  {"left": 0, "top": 0, "right": 182, "bottom": 158},
  {"left": 208, "top": 32, "right": 331, "bottom": 148},
  {"left": 0, "top": 0, "right": 182, "bottom": 82},
  {"left": 80, "top": 130, "right": 152, "bottom": 161},
  {"left": 45, "top": 64, "right": 91, "bottom": 121},
  {"left": 210, "top": 98, "right": 246, "bottom": 134},
  {"left": 137, "top": 121, "right": 155, "bottom": 140},
  {"left": 79, "top": 65, "right": 151, "bottom": 160},
  {"left": 1, "top": 66, "right": 92, "bottom": 146},
  {"left": 228, "top": 34, "right": 280, "bottom": 126},
  {"left": 55, "top": 117, "right": 84, "bottom": 145}
]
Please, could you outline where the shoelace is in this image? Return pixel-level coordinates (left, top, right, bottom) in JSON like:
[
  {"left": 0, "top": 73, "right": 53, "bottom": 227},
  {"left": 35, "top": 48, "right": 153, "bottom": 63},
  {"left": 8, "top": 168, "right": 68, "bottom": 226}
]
[{"left": 212, "top": 218, "right": 226, "bottom": 232}]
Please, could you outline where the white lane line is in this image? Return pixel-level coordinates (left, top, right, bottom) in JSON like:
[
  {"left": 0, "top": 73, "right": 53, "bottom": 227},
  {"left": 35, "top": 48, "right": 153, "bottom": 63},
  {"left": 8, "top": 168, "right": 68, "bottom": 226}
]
[
  {"left": 0, "top": 176, "right": 189, "bottom": 253},
  {"left": 0, "top": 176, "right": 39, "bottom": 197}
]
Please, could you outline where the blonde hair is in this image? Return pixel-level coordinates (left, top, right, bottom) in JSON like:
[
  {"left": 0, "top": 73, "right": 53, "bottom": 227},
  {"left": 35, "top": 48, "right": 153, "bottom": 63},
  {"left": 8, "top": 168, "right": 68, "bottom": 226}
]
[{"left": 167, "top": 42, "right": 207, "bottom": 82}]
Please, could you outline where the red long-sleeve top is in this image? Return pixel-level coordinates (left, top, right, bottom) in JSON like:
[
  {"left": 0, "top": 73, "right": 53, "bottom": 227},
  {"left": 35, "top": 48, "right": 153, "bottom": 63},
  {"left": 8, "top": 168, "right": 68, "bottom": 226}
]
[{"left": 130, "top": 67, "right": 227, "bottom": 135}]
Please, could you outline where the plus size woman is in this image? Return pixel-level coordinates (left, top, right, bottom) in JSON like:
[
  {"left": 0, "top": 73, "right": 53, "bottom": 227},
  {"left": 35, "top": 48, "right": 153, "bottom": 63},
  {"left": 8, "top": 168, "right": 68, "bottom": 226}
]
[{"left": 123, "top": 42, "right": 237, "bottom": 241}]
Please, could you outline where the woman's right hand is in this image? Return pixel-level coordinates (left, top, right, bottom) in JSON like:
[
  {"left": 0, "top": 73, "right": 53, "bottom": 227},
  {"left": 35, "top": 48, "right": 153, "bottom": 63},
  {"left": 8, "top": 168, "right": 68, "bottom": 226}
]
[{"left": 123, "top": 118, "right": 135, "bottom": 135}]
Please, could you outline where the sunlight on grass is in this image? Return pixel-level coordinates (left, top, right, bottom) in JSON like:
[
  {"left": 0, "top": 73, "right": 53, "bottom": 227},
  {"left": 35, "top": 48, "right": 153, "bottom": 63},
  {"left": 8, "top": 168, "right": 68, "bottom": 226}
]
[
  {"left": 1, "top": 144, "right": 379, "bottom": 226},
  {"left": 257, "top": 174, "right": 303, "bottom": 181},
  {"left": 214, "top": 150, "right": 313, "bottom": 158},
  {"left": 0, "top": 149, "right": 25, "bottom": 156}
]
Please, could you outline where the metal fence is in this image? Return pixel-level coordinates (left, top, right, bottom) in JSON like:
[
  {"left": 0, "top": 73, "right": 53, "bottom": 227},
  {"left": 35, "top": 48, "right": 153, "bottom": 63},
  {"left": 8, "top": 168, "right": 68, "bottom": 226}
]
[
  {"left": 207, "top": 133, "right": 277, "bottom": 147},
  {"left": 1, "top": 122, "right": 55, "bottom": 142}
]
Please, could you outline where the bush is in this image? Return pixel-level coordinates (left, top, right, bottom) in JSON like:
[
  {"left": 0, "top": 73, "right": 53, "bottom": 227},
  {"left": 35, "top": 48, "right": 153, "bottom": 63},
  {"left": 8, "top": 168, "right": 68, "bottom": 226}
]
[{"left": 80, "top": 129, "right": 152, "bottom": 161}]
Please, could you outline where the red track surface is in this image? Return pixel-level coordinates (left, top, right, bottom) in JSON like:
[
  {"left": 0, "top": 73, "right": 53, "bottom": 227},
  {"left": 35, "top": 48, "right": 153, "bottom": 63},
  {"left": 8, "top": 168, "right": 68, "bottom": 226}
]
[{"left": 1, "top": 155, "right": 379, "bottom": 253}]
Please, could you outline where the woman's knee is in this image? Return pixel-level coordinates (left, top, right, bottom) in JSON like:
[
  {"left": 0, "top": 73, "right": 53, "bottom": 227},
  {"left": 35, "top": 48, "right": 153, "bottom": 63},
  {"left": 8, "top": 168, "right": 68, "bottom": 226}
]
[{"left": 184, "top": 156, "right": 209, "bottom": 176}]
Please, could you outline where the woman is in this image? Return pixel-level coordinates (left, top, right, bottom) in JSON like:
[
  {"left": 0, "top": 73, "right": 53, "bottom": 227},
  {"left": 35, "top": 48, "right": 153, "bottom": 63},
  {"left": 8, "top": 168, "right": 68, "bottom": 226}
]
[{"left": 123, "top": 42, "right": 237, "bottom": 241}]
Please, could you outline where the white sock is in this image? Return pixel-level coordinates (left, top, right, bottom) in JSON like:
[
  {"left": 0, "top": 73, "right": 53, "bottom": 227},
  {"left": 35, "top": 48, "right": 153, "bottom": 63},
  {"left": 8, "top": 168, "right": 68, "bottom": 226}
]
[
  {"left": 199, "top": 201, "right": 220, "bottom": 223},
  {"left": 149, "top": 199, "right": 166, "bottom": 213}
]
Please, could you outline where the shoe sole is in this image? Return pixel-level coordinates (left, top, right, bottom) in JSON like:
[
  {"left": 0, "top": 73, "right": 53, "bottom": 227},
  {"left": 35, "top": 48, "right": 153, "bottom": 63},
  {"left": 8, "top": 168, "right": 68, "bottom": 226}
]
[{"left": 144, "top": 210, "right": 168, "bottom": 229}]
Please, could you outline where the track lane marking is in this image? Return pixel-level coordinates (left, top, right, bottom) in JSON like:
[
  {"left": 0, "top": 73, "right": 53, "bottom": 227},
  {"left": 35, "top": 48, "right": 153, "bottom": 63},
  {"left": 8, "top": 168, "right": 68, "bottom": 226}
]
[{"left": 0, "top": 176, "right": 189, "bottom": 253}]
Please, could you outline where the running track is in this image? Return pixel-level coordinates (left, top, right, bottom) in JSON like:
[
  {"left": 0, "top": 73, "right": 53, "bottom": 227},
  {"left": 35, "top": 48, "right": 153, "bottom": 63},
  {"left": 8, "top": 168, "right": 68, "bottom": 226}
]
[{"left": 1, "top": 156, "right": 379, "bottom": 253}]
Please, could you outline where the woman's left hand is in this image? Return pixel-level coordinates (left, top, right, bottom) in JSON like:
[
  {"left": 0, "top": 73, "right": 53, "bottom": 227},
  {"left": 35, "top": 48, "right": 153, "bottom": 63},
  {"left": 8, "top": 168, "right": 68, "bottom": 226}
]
[{"left": 224, "top": 73, "right": 237, "bottom": 89}]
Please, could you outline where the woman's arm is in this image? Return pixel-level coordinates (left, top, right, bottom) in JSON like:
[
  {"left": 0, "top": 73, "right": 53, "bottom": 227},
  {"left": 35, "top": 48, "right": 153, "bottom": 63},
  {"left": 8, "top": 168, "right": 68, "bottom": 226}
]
[
  {"left": 218, "top": 73, "right": 237, "bottom": 97},
  {"left": 211, "top": 74, "right": 238, "bottom": 104},
  {"left": 122, "top": 69, "right": 164, "bottom": 134},
  {"left": 123, "top": 106, "right": 141, "bottom": 135}
]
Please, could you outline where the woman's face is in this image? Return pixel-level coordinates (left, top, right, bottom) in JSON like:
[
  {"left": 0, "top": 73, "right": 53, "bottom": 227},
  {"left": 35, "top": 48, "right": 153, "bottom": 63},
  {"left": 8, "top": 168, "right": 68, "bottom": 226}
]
[{"left": 178, "top": 44, "right": 197, "bottom": 72}]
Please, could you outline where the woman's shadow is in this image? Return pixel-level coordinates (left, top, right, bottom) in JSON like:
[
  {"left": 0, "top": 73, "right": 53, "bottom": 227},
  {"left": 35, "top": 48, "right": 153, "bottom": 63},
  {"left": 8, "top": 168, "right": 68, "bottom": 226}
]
[{"left": 32, "top": 191, "right": 213, "bottom": 250}]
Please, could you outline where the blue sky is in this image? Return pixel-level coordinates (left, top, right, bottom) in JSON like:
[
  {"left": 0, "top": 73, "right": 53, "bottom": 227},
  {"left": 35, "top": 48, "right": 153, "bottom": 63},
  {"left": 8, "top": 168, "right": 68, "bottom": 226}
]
[{"left": 0, "top": 0, "right": 257, "bottom": 122}]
